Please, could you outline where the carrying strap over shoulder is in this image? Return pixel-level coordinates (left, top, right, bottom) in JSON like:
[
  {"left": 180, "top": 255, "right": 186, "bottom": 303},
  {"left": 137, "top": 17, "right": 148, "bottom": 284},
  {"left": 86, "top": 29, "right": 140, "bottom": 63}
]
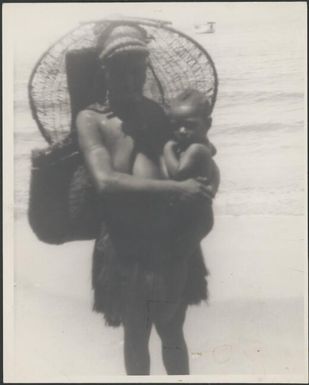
[{"left": 31, "top": 132, "right": 80, "bottom": 169}]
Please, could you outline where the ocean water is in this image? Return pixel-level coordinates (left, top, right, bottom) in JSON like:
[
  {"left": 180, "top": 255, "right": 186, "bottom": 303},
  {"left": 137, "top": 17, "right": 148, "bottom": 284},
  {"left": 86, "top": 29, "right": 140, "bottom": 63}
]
[{"left": 14, "top": 15, "right": 306, "bottom": 219}]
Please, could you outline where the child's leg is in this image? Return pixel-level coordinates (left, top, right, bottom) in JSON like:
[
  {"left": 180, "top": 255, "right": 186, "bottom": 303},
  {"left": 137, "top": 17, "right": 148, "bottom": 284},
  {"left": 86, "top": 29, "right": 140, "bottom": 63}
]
[
  {"left": 172, "top": 203, "right": 214, "bottom": 257},
  {"left": 202, "top": 147, "right": 215, "bottom": 181},
  {"left": 171, "top": 145, "right": 215, "bottom": 255}
]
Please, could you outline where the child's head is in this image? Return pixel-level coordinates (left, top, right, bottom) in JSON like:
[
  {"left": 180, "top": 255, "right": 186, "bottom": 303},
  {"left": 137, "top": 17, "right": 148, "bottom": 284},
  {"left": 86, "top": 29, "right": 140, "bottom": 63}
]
[{"left": 168, "top": 89, "right": 212, "bottom": 146}]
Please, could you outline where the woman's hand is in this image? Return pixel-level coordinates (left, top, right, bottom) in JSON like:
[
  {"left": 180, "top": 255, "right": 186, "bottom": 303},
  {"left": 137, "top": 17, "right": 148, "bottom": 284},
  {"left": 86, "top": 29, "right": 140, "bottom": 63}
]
[{"left": 176, "top": 177, "right": 214, "bottom": 206}]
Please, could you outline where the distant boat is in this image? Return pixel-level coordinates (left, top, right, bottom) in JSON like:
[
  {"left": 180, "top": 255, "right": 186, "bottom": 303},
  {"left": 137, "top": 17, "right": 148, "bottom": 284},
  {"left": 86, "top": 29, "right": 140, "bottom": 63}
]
[{"left": 194, "top": 21, "right": 216, "bottom": 34}]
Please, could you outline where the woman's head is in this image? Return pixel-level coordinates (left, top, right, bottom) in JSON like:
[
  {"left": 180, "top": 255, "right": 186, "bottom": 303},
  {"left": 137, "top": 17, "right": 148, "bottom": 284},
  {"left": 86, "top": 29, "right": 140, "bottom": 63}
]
[{"left": 97, "top": 22, "right": 150, "bottom": 104}]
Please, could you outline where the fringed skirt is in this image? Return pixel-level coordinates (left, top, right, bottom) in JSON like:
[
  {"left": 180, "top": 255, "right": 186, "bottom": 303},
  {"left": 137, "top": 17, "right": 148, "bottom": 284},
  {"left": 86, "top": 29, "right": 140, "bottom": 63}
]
[{"left": 92, "top": 223, "right": 209, "bottom": 327}]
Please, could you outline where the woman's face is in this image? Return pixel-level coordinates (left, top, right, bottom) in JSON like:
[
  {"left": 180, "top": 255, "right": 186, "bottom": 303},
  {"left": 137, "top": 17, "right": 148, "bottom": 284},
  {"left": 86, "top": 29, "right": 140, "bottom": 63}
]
[{"left": 105, "top": 53, "right": 148, "bottom": 104}]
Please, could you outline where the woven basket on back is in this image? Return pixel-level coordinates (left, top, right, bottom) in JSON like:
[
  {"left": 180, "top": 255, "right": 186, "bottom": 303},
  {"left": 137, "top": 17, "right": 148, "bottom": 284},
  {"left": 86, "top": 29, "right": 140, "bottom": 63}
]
[
  {"left": 28, "top": 17, "right": 218, "bottom": 245},
  {"left": 29, "top": 17, "right": 218, "bottom": 144}
]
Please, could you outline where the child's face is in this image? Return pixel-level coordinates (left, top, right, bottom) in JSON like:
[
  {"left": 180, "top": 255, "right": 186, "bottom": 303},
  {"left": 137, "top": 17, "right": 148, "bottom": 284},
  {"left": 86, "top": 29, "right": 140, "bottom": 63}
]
[{"left": 169, "top": 103, "right": 207, "bottom": 146}]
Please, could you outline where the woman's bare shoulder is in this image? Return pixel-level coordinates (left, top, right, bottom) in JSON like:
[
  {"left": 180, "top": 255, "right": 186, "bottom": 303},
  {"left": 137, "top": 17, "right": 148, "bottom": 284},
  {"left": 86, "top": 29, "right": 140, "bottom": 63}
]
[
  {"left": 75, "top": 110, "right": 108, "bottom": 146},
  {"left": 77, "top": 108, "right": 103, "bottom": 121},
  {"left": 76, "top": 108, "right": 110, "bottom": 132}
]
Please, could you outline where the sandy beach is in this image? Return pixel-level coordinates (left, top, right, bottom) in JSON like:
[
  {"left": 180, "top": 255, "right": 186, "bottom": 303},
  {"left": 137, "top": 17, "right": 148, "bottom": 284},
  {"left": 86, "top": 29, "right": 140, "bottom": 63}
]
[{"left": 11, "top": 214, "right": 307, "bottom": 382}]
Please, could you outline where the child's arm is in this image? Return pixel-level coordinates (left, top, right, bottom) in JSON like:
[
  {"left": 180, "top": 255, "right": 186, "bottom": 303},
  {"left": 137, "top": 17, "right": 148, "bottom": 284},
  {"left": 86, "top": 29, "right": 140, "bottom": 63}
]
[
  {"left": 174, "top": 143, "right": 213, "bottom": 181},
  {"left": 163, "top": 140, "right": 181, "bottom": 178}
]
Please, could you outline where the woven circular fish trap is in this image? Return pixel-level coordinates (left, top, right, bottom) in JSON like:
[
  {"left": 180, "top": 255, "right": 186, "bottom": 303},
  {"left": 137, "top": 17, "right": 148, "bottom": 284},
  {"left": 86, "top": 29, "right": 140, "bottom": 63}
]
[{"left": 29, "top": 18, "right": 218, "bottom": 144}]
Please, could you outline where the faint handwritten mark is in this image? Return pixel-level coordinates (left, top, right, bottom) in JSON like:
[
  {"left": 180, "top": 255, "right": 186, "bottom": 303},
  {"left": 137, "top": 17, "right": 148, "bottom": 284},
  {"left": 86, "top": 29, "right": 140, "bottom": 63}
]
[{"left": 191, "top": 351, "right": 203, "bottom": 360}]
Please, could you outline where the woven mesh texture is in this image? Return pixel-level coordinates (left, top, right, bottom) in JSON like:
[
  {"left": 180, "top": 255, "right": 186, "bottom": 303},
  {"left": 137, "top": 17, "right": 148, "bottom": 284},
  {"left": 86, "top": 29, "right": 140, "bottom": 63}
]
[{"left": 29, "top": 19, "right": 218, "bottom": 144}]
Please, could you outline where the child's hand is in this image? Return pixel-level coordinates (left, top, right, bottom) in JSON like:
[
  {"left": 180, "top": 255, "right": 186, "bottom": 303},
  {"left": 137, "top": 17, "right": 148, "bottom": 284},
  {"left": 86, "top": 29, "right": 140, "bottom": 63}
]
[{"left": 164, "top": 140, "right": 177, "bottom": 150}]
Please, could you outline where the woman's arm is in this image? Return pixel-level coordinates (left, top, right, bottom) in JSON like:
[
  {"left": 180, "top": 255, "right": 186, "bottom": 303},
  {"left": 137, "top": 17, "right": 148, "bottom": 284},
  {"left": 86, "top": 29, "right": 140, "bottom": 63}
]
[{"left": 76, "top": 110, "right": 212, "bottom": 205}]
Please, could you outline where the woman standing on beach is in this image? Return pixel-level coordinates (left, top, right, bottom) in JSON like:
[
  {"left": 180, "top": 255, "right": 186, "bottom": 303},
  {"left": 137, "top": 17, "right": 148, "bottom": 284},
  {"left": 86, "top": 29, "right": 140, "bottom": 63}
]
[{"left": 77, "top": 22, "right": 218, "bottom": 375}]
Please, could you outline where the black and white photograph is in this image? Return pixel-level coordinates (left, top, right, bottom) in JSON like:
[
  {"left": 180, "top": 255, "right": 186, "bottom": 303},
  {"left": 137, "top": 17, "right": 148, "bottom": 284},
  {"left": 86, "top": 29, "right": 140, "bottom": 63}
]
[{"left": 3, "top": 2, "right": 308, "bottom": 382}]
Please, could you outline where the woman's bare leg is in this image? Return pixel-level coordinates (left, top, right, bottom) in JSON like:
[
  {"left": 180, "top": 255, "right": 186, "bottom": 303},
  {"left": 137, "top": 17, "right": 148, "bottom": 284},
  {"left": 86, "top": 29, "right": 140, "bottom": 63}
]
[
  {"left": 155, "top": 302, "right": 189, "bottom": 375},
  {"left": 123, "top": 300, "right": 153, "bottom": 375}
]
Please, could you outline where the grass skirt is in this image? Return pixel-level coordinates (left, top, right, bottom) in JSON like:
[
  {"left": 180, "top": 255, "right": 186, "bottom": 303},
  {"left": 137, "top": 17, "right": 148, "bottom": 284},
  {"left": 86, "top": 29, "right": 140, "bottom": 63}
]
[{"left": 92, "top": 223, "right": 209, "bottom": 327}]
